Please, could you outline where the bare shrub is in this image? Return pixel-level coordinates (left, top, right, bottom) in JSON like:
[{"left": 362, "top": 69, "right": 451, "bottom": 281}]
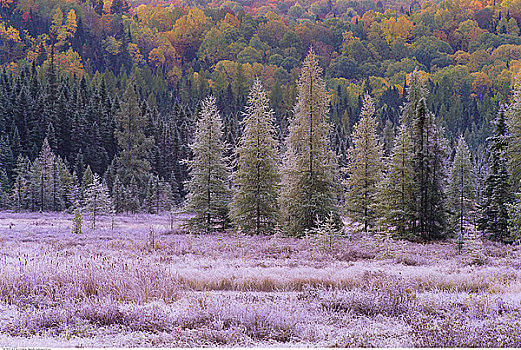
[{"left": 319, "top": 278, "right": 416, "bottom": 317}]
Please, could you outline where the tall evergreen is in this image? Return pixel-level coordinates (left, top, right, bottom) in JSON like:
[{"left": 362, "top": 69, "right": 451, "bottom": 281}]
[
  {"left": 344, "top": 93, "right": 384, "bottom": 233},
  {"left": 279, "top": 49, "right": 340, "bottom": 236},
  {"left": 447, "top": 135, "right": 476, "bottom": 245},
  {"left": 184, "top": 96, "right": 231, "bottom": 232},
  {"left": 404, "top": 70, "right": 448, "bottom": 240},
  {"left": 113, "top": 81, "right": 153, "bottom": 191},
  {"left": 231, "top": 79, "right": 280, "bottom": 235},
  {"left": 478, "top": 108, "right": 513, "bottom": 243},
  {"left": 112, "top": 175, "right": 125, "bottom": 213}
]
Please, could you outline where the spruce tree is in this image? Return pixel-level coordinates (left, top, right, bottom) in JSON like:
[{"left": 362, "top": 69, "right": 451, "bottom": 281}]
[
  {"left": 145, "top": 175, "right": 171, "bottom": 213},
  {"left": 113, "top": 81, "right": 153, "bottom": 192},
  {"left": 84, "top": 174, "right": 111, "bottom": 229},
  {"left": 447, "top": 135, "right": 476, "bottom": 247},
  {"left": 81, "top": 165, "right": 94, "bottom": 203},
  {"left": 231, "top": 79, "right": 280, "bottom": 235},
  {"left": 112, "top": 175, "right": 125, "bottom": 213},
  {"left": 344, "top": 93, "right": 384, "bottom": 233},
  {"left": 0, "top": 169, "right": 10, "bottom": 209},
  {"left": 279, "top": 49, "right": 341, "bottom": 236},
  {"left": 478, "top": 108, "right": 513, "bottom": 243},
  {"left": 11, "top": 155, "right": 30, "bottom": 211},
  {"left": 126, "top": 175, "right": 141, "bottom": 213},
  {"left": 184, "top": 96, "right": 231, "bottom": 232},
  {"left": 402, "top": 70, "right": 448, "bottom": 240}
]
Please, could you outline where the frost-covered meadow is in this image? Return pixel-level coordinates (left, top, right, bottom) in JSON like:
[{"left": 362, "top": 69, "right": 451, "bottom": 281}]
[{"left": 1, "top": 212, "right": 521, "bottom": 347}]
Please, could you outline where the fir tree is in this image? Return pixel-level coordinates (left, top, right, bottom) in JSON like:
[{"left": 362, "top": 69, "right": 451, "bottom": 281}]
[
  {"left": 478, "top": 107, "right": 513, "bottom": 243},
  {"left": 344, "top": 94, "right": 384, "bottom": 233},
  {"left": 447, "top": 135, "right": 476, "bottom": 247},
  {"left": 231, "top": 79, "right": 280, "bottom": 235},
  {"left": 84, "top": 174, "right": 111, "bottom": 229},
  {"left": 184, "top": 96, "right": 231, "bottom": 232},
  {"left": 279, "top": 49, "right": 341, "bottom": 236}
]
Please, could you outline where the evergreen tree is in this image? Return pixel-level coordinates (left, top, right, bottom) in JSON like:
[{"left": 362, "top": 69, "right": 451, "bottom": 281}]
[
  {"left": 31, "top": 138, "right": 62, "bottom": 211},
  {"left": 279, "top": 49, "right": 341, "bottom": 236},
  {"left": 184, "top": 96, "right": 231, "bottom": 232},
  {"left": 345, "top": 94, "right": 384, "bottom": 233},
  {"left": 0, "top": 169, "right": 10, "bottom": 209},
  {"left": 11, "top": 155, "right": 30, "bottom": 211},
  {"left": 231, "top": 79, "right": 280, "bottom": 235},
  {"left": 81, "top": 165, "right": 94, "bottom": 203},
  {"left": 478, "top": 108, "right": 513, "bottom": 243},
  {"left": 447, "top": 135, "right": 476, "bottom": 247},
  {"left": 112, "top": 175, "right": 125, "bottom": 213},
  {"left": 84, "top": 173, "right": 111, "bottom": 229},
  {"left": 0, "top": 135, "right": 14, "bottom": 180},
  {"left": 125, "top": 175, "right": 141, "bottom": 213},
  {"left": 382, "top": 120, "right": 395, "bottom": 157},
  {"left": 403, "top": 70, "right": 448, "bottom": 240},
  {"left": 113, "top": 81, "right": 153, "bottom": 192}
]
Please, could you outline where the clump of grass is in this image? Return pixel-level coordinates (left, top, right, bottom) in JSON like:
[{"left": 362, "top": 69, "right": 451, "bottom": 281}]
[{"left": 409, "top": 312, "right": 521, "bottom": 347}]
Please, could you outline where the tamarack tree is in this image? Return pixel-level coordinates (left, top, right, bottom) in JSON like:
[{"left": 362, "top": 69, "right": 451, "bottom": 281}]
[
  {"left": 231, "top": 79, "right": 280, "bottom": 235},
  {"left": 344, "top": 94, "right": 384, "bottom": 233},
  {"left": 447, "top": 135, "right": 476, "bottom": 248},
  {"left": 279, "top": 49, "right": 341, "bottom": 236},
  {"left": 84, "top": 173, "right": 112, "bottom": 229},
  {"left": 184, "top": 96, "right": 231, "bottom": 232}
]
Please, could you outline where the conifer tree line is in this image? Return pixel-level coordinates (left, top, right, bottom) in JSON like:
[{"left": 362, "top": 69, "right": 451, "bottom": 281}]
[
  {"left": 4, "top": 49, "right": 521, "bottom": 244},
  {"left": 185, "top": 50, "right": 521, "bottom": 243},
  {"left": 0, "top": 57, "right": 195, "bottom": 214}
]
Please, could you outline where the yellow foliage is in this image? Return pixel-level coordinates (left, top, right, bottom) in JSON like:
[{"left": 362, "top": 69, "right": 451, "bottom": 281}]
[
  {"left": 381, "top": 16, "right": 413, "bottom": 44},
  {"left": 148, "top": 47, "right": 166, "bottom": 67},
  {"left": 406, "top": 70, "right": 429, "bottom": 86},
  {"left": 128, "top": 43, "right": 145, "bottom": 64},
  {"left": 223, "top": 13, "right": 240, "bottom": 27},
  {"left": 0, "top": 23, "right": 21, "bottom": 42},
  {"left": 165, "top": 8, "right": 210, "bottom": 56},
  {"left": 55, "top": 48, "right": 84, "bottom": 76},
  {"left": 104, "top": 36, "right": 122, "bottom": 55}
]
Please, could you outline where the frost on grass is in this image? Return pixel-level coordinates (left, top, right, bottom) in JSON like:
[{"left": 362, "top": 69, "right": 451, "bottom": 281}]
[{"left": 1, "top": 212, "right": 521, "bottom": 346}]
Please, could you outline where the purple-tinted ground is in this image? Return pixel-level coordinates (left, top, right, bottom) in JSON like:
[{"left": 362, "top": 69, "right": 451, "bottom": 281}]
[{"left": 1, "top": 211, "right": 521, "bottom": 347}]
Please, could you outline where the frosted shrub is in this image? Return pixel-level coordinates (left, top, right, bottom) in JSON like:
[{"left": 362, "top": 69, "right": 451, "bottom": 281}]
[
  {"left": 72, "top": 208, "right": 82, "bottom": 234},
  {"left": 306, "top": 213, "right": 344, "bottom": 252},
  {"left": 319, "top": 279, "right": 416, "bottom": 317}
]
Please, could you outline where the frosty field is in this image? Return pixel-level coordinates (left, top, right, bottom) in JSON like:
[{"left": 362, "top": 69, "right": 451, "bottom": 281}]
[{"left": 1, "top": 212, "right": 521, "bottom": 347}]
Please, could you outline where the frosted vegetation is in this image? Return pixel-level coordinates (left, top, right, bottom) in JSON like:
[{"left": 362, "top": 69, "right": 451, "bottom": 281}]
[{"left": 1, "top": 212, "right": 521, "bottom": 347}]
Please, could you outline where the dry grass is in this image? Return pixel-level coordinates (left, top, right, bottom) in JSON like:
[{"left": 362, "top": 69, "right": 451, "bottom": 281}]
[{"left": 1, "top": 212, "right": 521, "bottom": 346}]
